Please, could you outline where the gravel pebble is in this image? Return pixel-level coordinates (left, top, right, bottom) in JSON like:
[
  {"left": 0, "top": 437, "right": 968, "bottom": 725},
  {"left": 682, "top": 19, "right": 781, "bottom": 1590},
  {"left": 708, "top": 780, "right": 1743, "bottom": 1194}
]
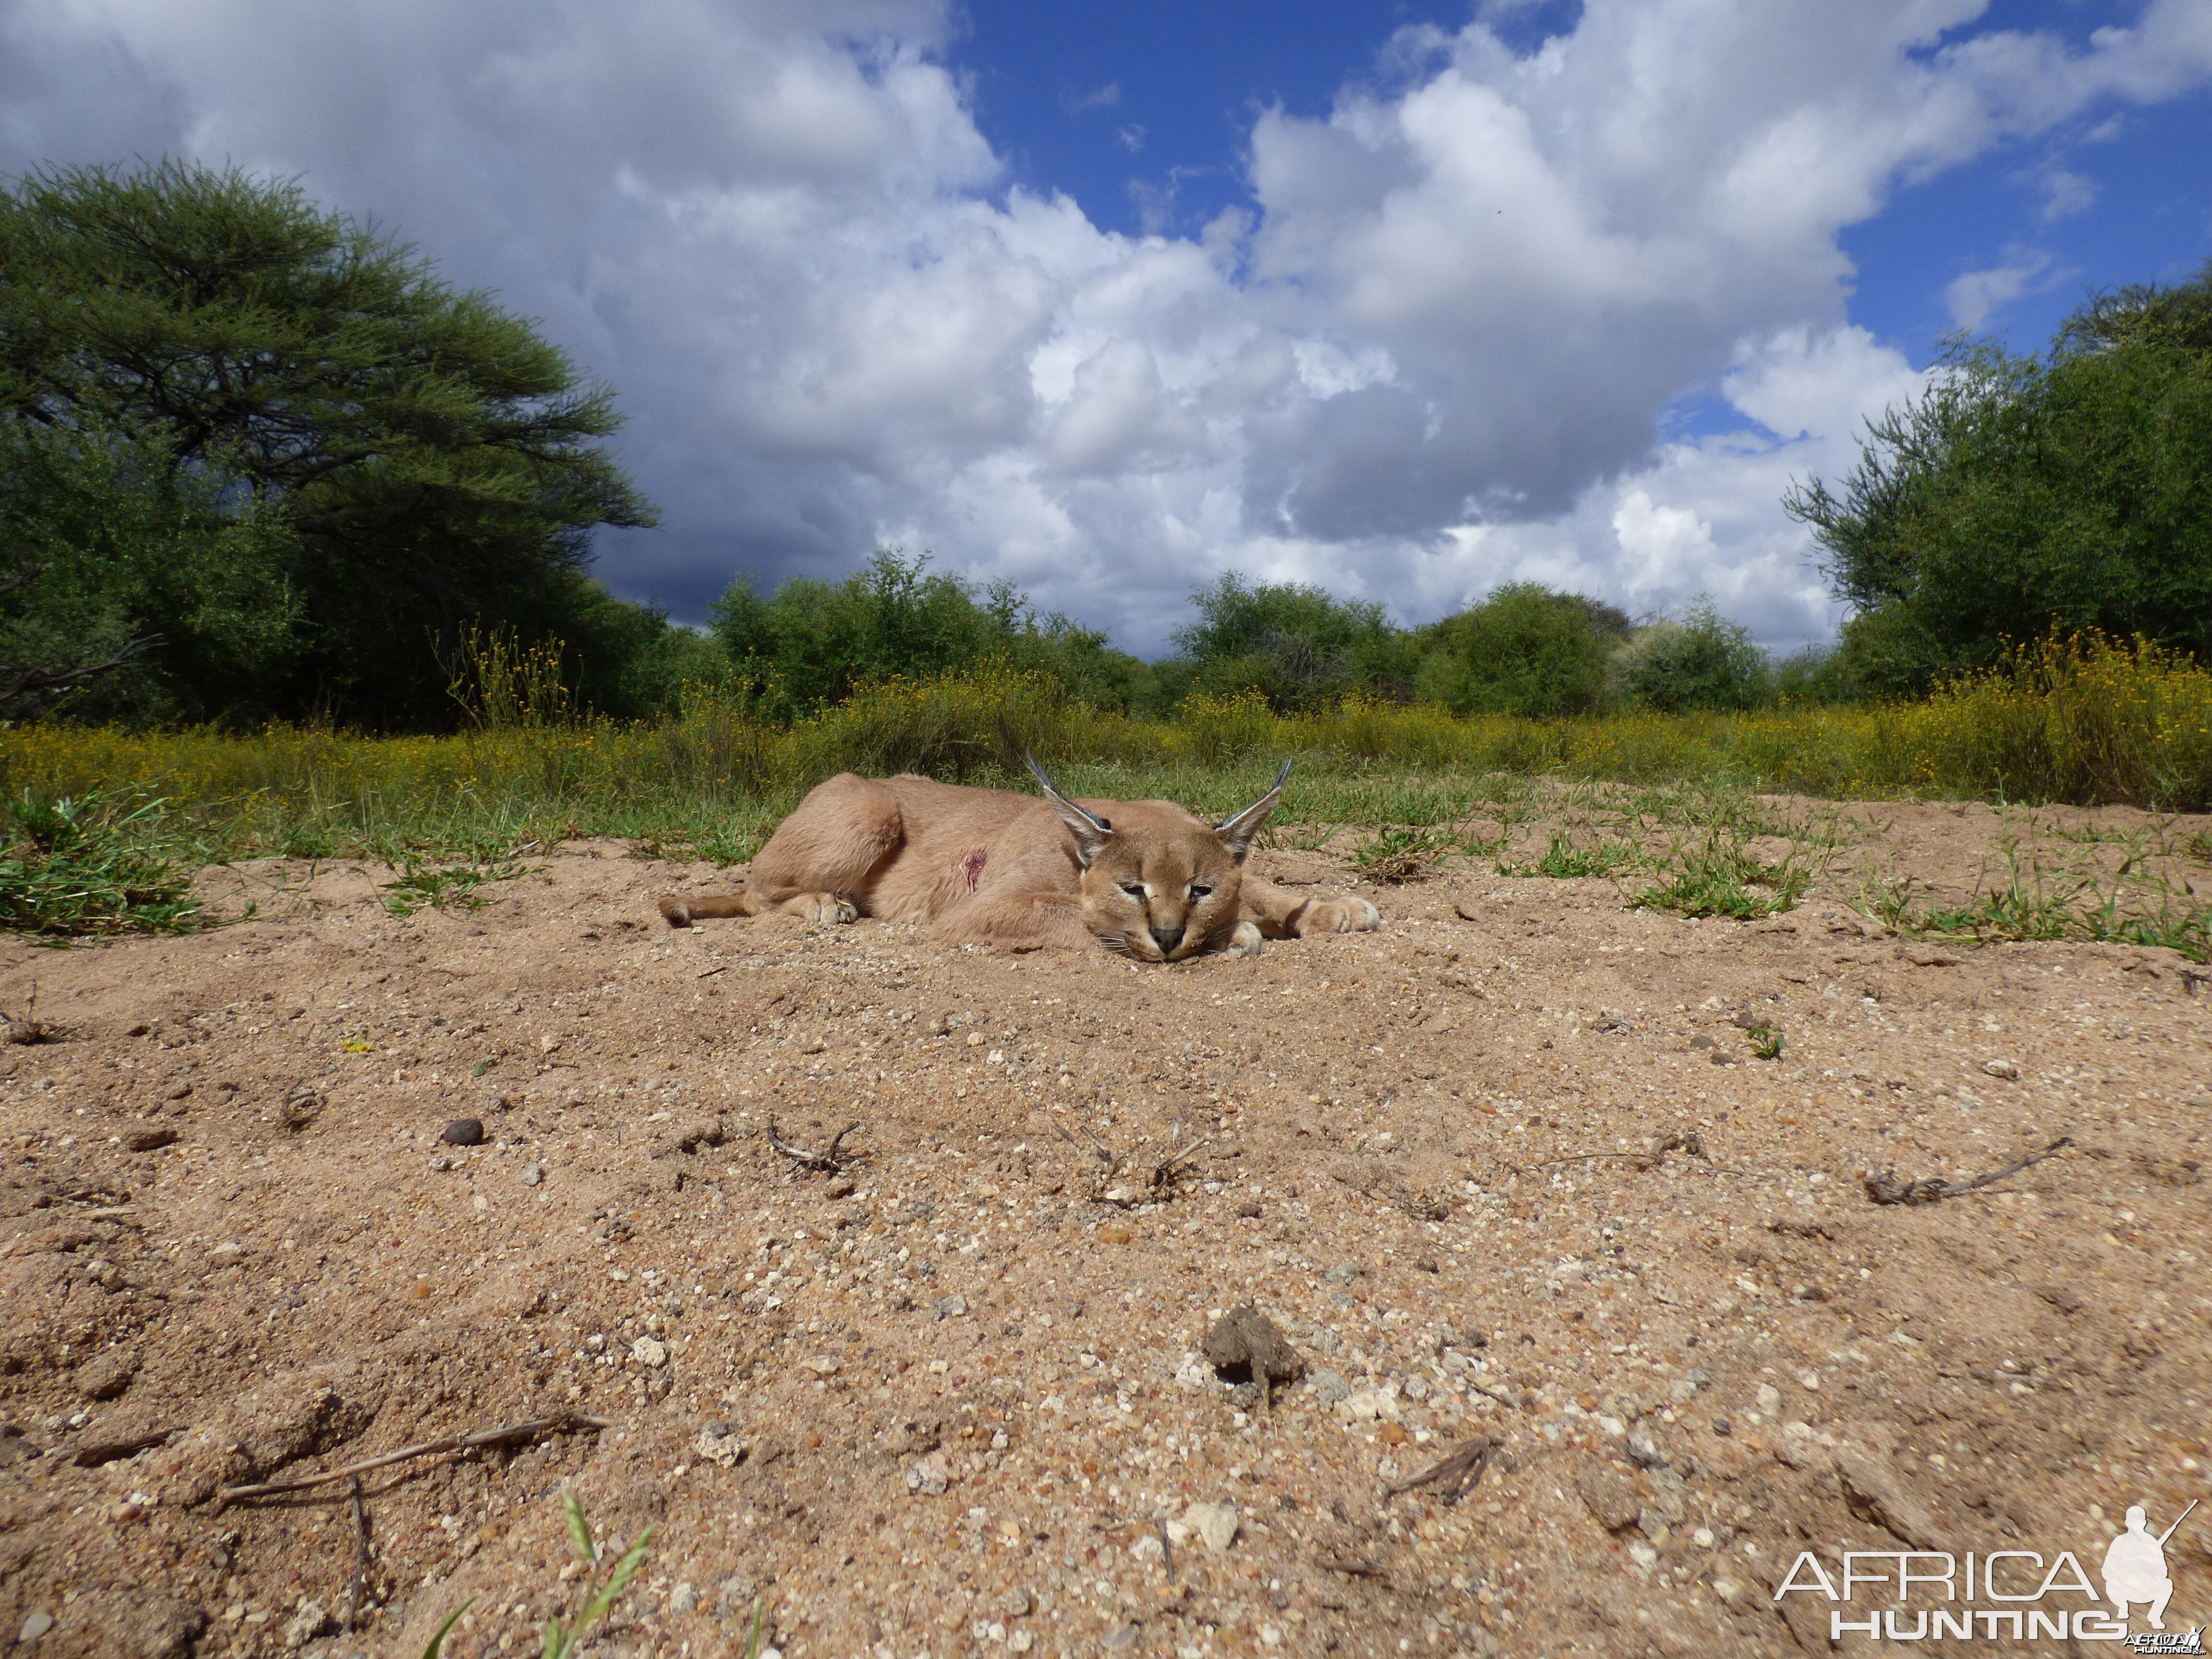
[{"left": 440, "top": 1118, "right": 485, "bottom": 1146}]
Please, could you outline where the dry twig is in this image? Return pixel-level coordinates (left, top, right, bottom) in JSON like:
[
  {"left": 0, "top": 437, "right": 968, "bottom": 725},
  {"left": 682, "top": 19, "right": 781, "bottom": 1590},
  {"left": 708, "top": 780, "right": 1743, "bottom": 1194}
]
[
  {"left": 1151, "top": 1136, "right": 1210, "bottom": 1191},
  {"left": 344, "top": 1476, "right": 369, "bottom": 1632},
  {"left": 1316, "top": 1556, "right": 1387, "bottom": 1579},
  {"left": 1386, "top": 1435, "right": 1496, "bottom": 1504},
  {"left": 1865, "top": 1137, "right": 2073, "bottom": 1206},
  {"left": 217, "top": 1410, "right": 608, "bottom": 1504},
  {"left": 765, "top": 1117, "right": 860, "bottom": 1172}
]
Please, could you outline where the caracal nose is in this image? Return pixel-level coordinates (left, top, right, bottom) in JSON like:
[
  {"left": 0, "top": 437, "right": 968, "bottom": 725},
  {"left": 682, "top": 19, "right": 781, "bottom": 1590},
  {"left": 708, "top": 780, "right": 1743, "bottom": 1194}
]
[{"left": 1150, "top": 923, "right": 1185, "bottom": 956}]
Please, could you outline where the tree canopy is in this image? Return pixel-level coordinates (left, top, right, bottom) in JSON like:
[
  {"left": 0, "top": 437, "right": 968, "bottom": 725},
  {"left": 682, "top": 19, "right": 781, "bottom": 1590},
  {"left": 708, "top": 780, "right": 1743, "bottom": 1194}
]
[
  {"left": 1410, "top": 582, "right": 1630, "bottom": 717},
  {"left": 0, "top": 159, "right": 667, "bottom": 725},
  {"left": 708, "top": 549, "right": 1147, "bottom": 717},
  {"left": 1788, "top": 263, "right": 2212, "bottom": 696},
  {"left": 1165, "top": 573, "right": 1413, "bottom": 712}
]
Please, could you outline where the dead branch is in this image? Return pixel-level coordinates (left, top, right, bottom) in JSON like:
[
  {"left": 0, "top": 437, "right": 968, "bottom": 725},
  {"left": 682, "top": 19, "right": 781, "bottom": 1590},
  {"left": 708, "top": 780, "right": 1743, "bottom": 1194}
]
[
  {"left": 344, "top": 1476, "right": 369, "bottom": 1632},
  {"left": 1328, "top": 1163, "right": 1453, "bottom": 1222},
  {"left": 216, "top": 1411, "right": 608, "bottom": 1504},
  {"left": 766, "top": 1116, "right": 860, "bottom": 1172},
  {"left": 1386, "top": 1435, "right": 1496, "bottom": 1504},
  {"left": 1046, "top": 1112, "right": 1109, "bottom": 1168},
  {"left": 1157, "top": 1517, "right": 1175, "bottom": 1580},
  {"left": 1151, "top": 1136, "right": 1210, "bottom": 1191},
  {"left": 1865, "top": 1137, "right": 2073, "bottom": 1206},
  {"left": 1316, "top": 1555, "right": 1387, "bottom": 1579}
]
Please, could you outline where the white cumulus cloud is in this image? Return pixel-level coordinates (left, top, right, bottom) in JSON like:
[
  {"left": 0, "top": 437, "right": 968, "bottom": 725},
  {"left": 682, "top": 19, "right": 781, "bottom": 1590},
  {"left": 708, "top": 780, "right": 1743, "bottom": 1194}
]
[{"left": 5, "top": 0, "right": 2210, "bottom": 652}]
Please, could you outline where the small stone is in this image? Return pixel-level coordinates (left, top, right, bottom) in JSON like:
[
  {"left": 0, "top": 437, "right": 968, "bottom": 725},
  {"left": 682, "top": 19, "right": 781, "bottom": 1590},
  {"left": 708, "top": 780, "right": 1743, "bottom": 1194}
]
[
  {"left": 717, "top": 1573, "right": 757, "bottom": 1615},
  {"left": 1309, "top": 1368, "right": 1351, "bottom": 1407},
  {"left": 630, "top": 1335, "right": 670, "bottom": 1369},
  {"left": 282, "top": 1601, "right": 330, "bottom": 1649},
  {"left": 1412, "top": 1255, "right": 1440, "bottom": 1274},
  {"left": 1625, "top": 1431, "right": 1667, "bottom": 1469},
  {"left": 1235, "top": 1198, "right": 1262, "bottom": 1219},
  {"left": 19, "top": 1612, "right": 54, "bottom": 1645},
  {"left": 1755, "top": 1382, "right": 1781, "bottom": 1414},
  {"left": 1693, "top": 1526, "right": 1716, "bottom": 1549},
  {"left": 122, "top": 1125, "right": 179, "bottom": 1153},
  {"left": 965, "top": 1031, "right": 985, "bottom": 1046},
  {"left": 1325, "top": 1262, "right": 1361, "bottom": 1285},
  {"left": 1402, "top": 1375, "right": 1431, "bottom": 1402},
  {"left": 1711, "top": 1576, "right": 1744, "bottom": 1606},
  {"left": 1184, "top": 1500, "right": 1238, "bottom": 1551},
  {"left": 933, "top": 1295, "right": 967, "bottom": 1320},
  {"left": 668, "top": 1582, "right": 698, "bottom": 1616},
  {"left": 1575, "top": 1464, "right": 1642, "bottom": 1532},
  {"left": 441, "top": 1118, "right": 485, "bottom": 1146},
  {"left": 209, "top": 1239, "right": 246, "bottom": 1263},
  {"left": 907, "top": 1456, "right": 949, "bottom": 1496},
  {"left": 1097, "top": 1225, "right": 1133, "bottom": 1245},
  {"left": 520, "top": 1161, "right": 543, "bottom": 1186},
  {"left": 694, "top": 1424, "right": 746, "bottom": 1468},
  {"left": 1711, "top": 1417, "right": 1733, "bottom": 1437},
  {"left": 74, "top": 1349, "right": 136, "bottom": 1401},
  {"left": 1797, "top": 1369, "right": 1820, "bottom": 1391},
  {"left": 1378, "top": 1422, "right": 1408, "bottom": 1445},
  {"left": 1982, "top": 1058, "right": 2019, "bottom": 1080},
  {"left": 826, "top": 1176, "right": 856, "bottom": 1199},
  {"left": 995, "top": 1589, "right": 1032, "bottom": 1618}
]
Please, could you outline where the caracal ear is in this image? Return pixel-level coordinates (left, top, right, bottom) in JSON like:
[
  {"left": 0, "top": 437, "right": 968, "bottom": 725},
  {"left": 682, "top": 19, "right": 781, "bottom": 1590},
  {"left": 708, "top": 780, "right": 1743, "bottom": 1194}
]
[
  {"left": 1214, "top": 758, "right": 1293, "bottom": 864},
  {"left": 1023, "top": 752, "right": 1115, "bottom": 868}
]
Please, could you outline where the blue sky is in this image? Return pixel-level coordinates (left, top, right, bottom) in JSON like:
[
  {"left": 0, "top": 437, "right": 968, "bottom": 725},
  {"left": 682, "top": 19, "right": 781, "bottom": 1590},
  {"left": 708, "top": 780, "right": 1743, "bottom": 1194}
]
[
  {"left": 953, "top": 0, "right": 2212, "bottom": 364},
  {"left": 3, "top": 0, "right": 2209, "bottom": 653}
]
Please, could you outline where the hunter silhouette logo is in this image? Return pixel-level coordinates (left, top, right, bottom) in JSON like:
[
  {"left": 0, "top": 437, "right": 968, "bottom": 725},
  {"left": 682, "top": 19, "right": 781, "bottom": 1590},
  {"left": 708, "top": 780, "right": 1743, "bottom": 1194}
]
[
  {"left": 1772, "top": 1495, "right": 2201, "bottom": 1647},
  {"left": 2105, "top": 1503, "right": 2185, "bottom": 1630}
]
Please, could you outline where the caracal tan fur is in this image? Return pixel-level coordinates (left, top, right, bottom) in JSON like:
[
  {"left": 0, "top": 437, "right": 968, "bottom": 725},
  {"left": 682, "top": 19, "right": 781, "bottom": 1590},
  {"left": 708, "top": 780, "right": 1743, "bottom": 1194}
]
[{"left": 658, "top": 760, "right": 1380, "bottom": 962}]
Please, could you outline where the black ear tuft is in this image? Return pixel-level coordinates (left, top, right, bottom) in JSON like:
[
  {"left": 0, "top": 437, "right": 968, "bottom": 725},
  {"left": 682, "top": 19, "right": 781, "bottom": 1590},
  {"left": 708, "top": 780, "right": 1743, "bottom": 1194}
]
[
  {"left": 1024, "top": 751, "right": 1114, "bottom": 867},
  {"left": 1214, "top": 758, "right": 1293, "bottom": 862}
]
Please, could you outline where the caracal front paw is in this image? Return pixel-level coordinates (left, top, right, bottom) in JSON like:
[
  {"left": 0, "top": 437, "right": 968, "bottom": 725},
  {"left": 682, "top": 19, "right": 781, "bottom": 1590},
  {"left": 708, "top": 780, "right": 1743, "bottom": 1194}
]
[
  {"left": 794, "top": 892, "right": 858, "bottom": 925},
  {"left": 1296, "top": 897, "right": 1382, "bottom": 935},
  {"left": 1224, "top": 920, "right": 1266, "bottom": 959}
]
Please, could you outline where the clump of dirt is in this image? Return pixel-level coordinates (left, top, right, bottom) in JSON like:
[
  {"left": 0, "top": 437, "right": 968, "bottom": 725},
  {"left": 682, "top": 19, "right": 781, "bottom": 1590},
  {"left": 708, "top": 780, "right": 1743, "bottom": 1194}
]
[
  {"left": 0, "top": 800, "right": 2208, "bottom": 1659},
  {"left": 1201, "top": 1303, "right": 1303, "bottom": 1401}
]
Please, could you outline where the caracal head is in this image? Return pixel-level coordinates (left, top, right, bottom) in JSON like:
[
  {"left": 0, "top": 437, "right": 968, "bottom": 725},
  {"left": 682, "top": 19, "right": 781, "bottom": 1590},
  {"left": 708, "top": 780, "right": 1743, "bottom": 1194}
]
[{"left": 1024, "top": 755, "right": 1291, "bottom": 962}]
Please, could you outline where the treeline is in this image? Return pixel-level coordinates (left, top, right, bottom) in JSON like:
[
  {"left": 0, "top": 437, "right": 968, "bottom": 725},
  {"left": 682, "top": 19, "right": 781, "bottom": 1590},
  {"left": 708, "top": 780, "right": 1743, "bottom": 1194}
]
[
  {"left": 5, "top": 159, "right": 2207, "bottom": 732},
  {"left": 700, "top": 555, "right": 1787, "bottom": 721}
]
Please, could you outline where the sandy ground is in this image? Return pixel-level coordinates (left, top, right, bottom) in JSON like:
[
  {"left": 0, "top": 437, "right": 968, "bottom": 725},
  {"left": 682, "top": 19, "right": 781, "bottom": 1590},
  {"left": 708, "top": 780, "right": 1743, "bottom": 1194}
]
[{"left": 2, "top": 795, "right": 2209, "bottom": 1659}]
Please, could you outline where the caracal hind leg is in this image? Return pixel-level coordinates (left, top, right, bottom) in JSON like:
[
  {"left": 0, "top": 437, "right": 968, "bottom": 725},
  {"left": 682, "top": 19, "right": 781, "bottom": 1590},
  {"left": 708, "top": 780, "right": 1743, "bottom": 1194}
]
[
  {"left": 659, "top": 773, "right": 900, "bottom": 929},
  {"left": 931, "top": 891, "right": 1095, "bottom": 953},
  {"left": 1238, "top": 873, "right": 1382, "bottom": 939}
]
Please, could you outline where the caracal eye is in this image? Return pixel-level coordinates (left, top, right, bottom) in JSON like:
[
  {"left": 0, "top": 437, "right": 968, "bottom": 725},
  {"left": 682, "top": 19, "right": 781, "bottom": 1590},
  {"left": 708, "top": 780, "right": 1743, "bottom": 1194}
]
[
  {"left": 1190, "top": 884, "right": 1213, "bottom": 900},
  {"left": 1118, "top": 882, "right": 1147, "bottom": 901}
]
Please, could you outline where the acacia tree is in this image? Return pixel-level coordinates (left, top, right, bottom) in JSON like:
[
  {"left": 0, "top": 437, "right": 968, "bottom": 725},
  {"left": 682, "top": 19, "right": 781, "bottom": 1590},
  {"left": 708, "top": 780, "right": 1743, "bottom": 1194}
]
[
  {"left": 0, "top": 159, "right": 659, "bottom": 725},
  {"left": 1787, "top": 264, "right": 2212, "bottom": 697}
]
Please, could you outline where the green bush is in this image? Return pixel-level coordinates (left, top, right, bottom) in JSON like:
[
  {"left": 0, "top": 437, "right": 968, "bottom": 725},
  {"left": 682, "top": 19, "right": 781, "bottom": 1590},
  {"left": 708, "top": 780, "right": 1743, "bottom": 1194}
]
[
  {"left": 1789, "top": 264, "right": 2212, "bottom": 696},
  {"left": 1614, "top": 603, "right": 1771, "bottom": 712},
  {"left": 1166, "top": 573, "right": 1414, "bottom": 712},
  {"left": 1411, "top": 583, "right": 1630, "bottom": 716},
  {"left": 709, "top": 549, "right": 1149, "bottom": 717}
]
